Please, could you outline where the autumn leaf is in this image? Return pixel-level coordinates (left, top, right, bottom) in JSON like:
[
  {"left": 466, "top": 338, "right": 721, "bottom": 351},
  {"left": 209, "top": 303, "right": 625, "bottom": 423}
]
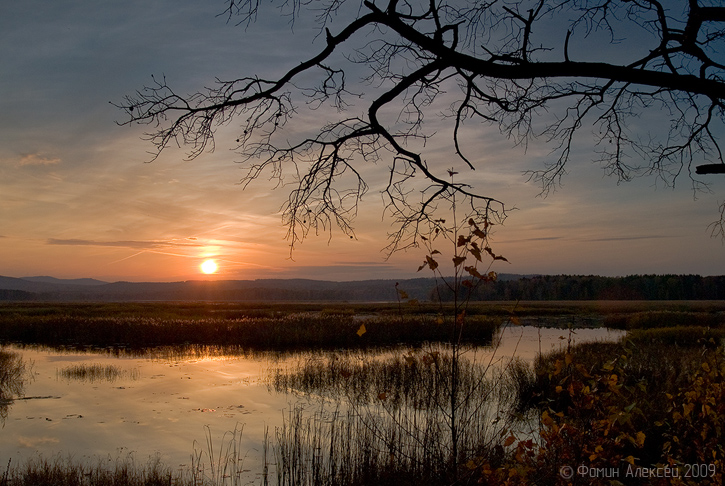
[
  {"left": 457, "top": 235, "right": 468, "bottom": 247},
  {"left": 465, "top": 266, "right": 483, "bottom": 279},
  {"left": 356, "top": 324, "right": 366, "bottom": 337},
  {"left": 378, "top": 392, "right": 387, "bottom": 401},
  {"left": 635, "top": 431, "right": 646, "bottom": 448},
  {"left": 452, "top": 256, "right": 466, "bottom": 267},
  {"left": 484, "top": 246, "right": 509, "bottom": 262},
  {"left": 503, "top": 435, "right": 516, "bottom": 447},
  {"left": 425, "top": 255, "right": 439, "bottom": 271}
]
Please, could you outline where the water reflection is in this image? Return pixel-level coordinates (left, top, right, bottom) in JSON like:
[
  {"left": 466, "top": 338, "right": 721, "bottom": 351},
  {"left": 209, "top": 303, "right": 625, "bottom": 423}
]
[
  {"left": 0, "top": 347, "right": 31, "bottom": 423},
  {"left": 0, "top": 325, "right": 625, "bottom": 476},
  {"left": 56, "top": 363, "right": 141, "bottom": 384}
]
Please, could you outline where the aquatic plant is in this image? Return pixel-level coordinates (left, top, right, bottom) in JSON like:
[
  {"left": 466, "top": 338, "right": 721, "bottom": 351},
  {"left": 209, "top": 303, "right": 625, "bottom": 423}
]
[{"left": 56, "top": 363, "right": 139, "bottom": 383}]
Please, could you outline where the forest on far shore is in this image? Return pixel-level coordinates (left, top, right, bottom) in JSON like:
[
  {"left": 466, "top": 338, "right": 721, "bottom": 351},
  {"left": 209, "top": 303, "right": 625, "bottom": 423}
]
[{"left": 437, "top": 274, "right": 725, "bottom": 301}]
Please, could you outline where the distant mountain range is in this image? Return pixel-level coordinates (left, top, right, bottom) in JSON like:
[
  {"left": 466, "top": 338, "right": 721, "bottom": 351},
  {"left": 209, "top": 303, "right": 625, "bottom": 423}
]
[
  {"left": 0, "top": 274, "right": 443, "bottom": 302},
  {"left": 0, "top": 274, "right": 722, "bottom": 302}
]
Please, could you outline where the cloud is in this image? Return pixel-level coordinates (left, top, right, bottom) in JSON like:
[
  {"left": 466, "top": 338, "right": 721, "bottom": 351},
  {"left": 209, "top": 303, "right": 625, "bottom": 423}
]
[
  {"left": 585, "top": 235, "right": 675, "bottom": 242},
  {"left": 332, "top": 261, "right": 393, "bottom": 266},
  {"left": 47, "top": 238, "right": 203, "bottom": 249},
  {"left": 18, "top": 153, "right": 61, "bottom": 167}
]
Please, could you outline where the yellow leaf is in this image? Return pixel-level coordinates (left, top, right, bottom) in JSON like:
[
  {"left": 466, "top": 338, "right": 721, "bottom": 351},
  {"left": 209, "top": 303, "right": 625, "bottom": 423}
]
[
  {"left": 565, "top": 353, "right": 573, "bottom": 365},
  {"left": 636, "top": 431, "right": 646, "bottom": 447},
  {"left": 624, "top": 456, "right": 636, "bottom": 466},
  {"left": 552, "top": 360, "right": 563, "bottom": 376},
  {"left": 555, "top": 386, "right": 563, "bottom": 394},
  {"left": 356, "top": 324, "right": 366, "bottom": 337},
  {"left": 683, "top": 403, "right": 694, "bottom": 417}
]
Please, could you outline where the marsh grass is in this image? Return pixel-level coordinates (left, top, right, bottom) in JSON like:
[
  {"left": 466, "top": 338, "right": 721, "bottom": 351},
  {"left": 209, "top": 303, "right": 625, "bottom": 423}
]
[
  {"left": 1, "top": 455, "right": 176, "bottom": 486},
  {"left": 56, "top": 363, "right": 140, "bottom": 383},
  {"left": 514, "top": 334, "right": 724, "bottom": 417},
  {"left": 0, "top": 348, "right": 29, "bottom": 423},
  {"left": 0, "top": 310, "right": 498, "bottom": 351},
  {"left": 267, "top": 345, "right": 526, "bottom": 485},
  {"left": 190, "top": 424, "right": 254, "bottom": 486},
  {"left": 268, "top": 347, "right": 519, "bottom": 410},
  {"left": 604, "top": 309, "right": 725, "bottom": 330}
]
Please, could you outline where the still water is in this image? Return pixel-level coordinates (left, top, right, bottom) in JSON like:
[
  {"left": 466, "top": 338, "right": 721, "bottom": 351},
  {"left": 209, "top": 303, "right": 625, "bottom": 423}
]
[{"left": 0, "top": 326, "right": 624, "bottom": 474}]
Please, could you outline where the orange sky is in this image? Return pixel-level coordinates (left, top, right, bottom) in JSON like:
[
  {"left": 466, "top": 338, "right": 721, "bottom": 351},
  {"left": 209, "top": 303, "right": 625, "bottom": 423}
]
[{"left": 1, "top": 1, "right": 724, "bottom": 282}]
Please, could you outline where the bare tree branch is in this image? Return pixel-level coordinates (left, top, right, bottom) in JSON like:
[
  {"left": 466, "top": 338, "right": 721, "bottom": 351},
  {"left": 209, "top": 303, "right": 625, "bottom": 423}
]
[{"left": 117, "top": 0, "right": 725, "bottom": 249}]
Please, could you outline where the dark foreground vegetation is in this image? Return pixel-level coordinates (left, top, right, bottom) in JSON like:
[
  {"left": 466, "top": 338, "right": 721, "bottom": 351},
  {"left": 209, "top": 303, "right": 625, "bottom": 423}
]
[
  {"left": 0, "top": 302, "right": 500, "bottom": 351},
  {"left": 1, "top": 302, "right": 724, "bottom": 485},
  {"left": 442, "top": 274, "right": 725, "bottom": 301}
]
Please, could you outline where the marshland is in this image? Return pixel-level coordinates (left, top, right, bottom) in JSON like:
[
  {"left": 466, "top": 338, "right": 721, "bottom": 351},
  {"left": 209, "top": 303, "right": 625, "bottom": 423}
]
[{"left": 0, "top": 301, "right": 723, "bottom": 485}]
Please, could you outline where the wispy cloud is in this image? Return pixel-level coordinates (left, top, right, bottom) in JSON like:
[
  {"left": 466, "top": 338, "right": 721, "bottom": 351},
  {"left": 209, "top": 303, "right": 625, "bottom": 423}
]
[
  {"left": 18, "top": 153, "right": 61, "bottom": 167},
  {"left": 47, "top": 238, "right": 203, "bottom": 249},
  {"left": 332, "top": 261, "right": 393, "bottom": 266},
  {"left": 585, "top": 235, "right": 675, "bottom": 242}
]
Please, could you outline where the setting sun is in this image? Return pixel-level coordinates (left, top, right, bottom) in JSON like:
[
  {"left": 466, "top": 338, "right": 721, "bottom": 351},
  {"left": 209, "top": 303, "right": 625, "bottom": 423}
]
[{"left": 200, "top": 259, "right": 218, "bottom": 274}]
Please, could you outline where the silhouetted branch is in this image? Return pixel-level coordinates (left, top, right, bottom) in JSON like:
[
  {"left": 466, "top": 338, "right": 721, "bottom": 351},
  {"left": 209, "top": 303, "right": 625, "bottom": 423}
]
[{"left": 117, "top": 0, "right": 725, "bottom": 247}]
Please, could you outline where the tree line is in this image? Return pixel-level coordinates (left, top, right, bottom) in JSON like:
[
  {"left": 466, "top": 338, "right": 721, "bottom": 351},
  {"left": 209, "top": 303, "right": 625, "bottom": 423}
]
[{"left": 437, "top": 274, "right": 725, "bottom": 301}]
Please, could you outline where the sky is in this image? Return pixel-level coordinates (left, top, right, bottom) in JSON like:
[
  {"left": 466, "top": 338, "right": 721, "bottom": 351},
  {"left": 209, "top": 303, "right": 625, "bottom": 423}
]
[{"left": 1, "top": 0, "right": 724, "bottom": 283}]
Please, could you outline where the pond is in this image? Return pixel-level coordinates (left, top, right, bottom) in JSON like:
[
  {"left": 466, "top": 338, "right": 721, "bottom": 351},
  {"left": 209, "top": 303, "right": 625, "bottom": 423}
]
[{"left": 0, "top": 325, "right": 625, "bottom": 480}]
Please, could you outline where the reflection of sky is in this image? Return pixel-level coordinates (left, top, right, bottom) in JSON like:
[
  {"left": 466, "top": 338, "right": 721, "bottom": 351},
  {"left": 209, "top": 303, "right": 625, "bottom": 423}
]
[
  {"left": 1, "top": 326, "right": 622, "bottom": 471},
  {"left": 1, "top": 1, "right": 723, "bottom": 282},
  {"left": 1, "top": 346, "right": 289, "bottom": 473}
]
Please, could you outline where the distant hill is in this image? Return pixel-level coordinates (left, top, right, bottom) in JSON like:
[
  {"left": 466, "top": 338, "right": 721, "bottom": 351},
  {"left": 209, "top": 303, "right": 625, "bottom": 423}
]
[
  {"left": 21, "top": 276, "right": 109, "bottom": 286},
  {"left": 0, "top": 274, "right": 722, "bottom": 302}
]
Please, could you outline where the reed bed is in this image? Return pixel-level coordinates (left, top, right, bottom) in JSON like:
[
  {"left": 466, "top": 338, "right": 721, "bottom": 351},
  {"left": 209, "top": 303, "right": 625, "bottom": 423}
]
[
  {"left": 268, "top": 347, "right": 519, "bottom": 410},
  {"left": 56, "top": 363, "right": 140, "bottom": 383},
  {"left": 0, "top": 348, "right": 29, "bottom": 423},
  {"left": 603, "top": 309, "right": 725, "bottom": 330},
  {"left": 267, "top": 347, "right": 525, "bottom": 485},
  {"left": 273, "top": 403, "right": 495, "bottom": 486},
  {"left": 0, "top": 455, "right": 177, "bottom": 486},
  {"left": 0, "top": 312, "right": 498, "bottom": 351}
]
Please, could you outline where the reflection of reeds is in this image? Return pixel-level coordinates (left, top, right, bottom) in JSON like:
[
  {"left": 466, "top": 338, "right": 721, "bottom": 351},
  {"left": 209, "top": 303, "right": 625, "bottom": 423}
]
[
  {"left": 0, "top": 348, "right": 29, "bottom": 423},
  {"left": 268, "top": 348, "right": 522, "bottom": 485},
  {"left": 56, "top": 363, "right": 140, "bottom": 383},
  {"left": 269, "top": 348, "right": 514, "bottom": 409},
  {"left": 0, "top": 349, "right": 27, "bottom": 399}
]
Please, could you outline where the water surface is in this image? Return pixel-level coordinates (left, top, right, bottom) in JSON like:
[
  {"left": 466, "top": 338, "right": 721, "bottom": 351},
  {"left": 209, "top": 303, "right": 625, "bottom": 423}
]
[{"left": 0, "top": 325, "right": 624, "bottom": 475}]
